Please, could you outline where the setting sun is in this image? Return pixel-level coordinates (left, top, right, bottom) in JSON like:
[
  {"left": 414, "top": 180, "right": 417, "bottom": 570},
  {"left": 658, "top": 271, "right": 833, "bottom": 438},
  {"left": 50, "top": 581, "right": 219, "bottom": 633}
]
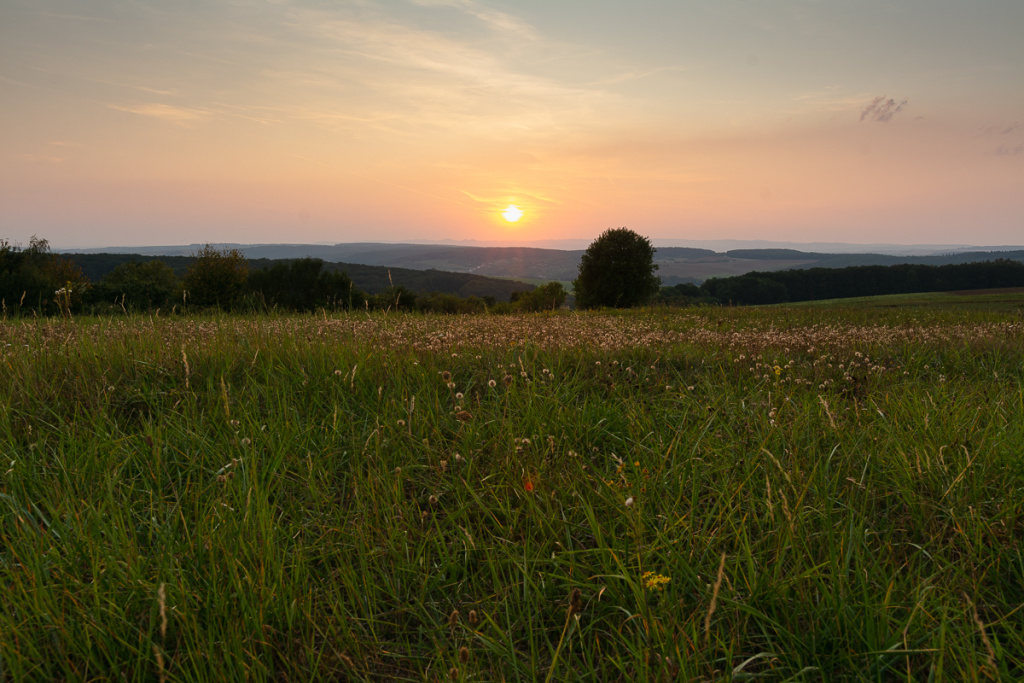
[{"left": 502, "top": 205, "right": 523, "bottom": 223}]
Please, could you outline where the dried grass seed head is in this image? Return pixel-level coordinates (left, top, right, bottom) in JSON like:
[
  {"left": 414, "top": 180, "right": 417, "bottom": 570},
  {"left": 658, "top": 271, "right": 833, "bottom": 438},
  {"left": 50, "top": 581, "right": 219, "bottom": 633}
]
[{"left": 569, "top": 587, "right": 583, "bottom": 615}]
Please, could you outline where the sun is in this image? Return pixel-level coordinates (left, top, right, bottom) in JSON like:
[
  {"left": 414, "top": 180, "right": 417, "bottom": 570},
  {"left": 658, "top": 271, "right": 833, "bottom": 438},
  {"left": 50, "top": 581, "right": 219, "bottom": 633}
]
[{"left": 502, "top": 204, "right": 523, "bottom": 223}]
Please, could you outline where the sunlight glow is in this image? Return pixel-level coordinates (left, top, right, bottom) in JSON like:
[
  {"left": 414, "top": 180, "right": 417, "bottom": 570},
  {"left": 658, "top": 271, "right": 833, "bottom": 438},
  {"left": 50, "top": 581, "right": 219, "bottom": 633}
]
[{"left": 502, "top": 204, "right": 523, "bottom": 222}]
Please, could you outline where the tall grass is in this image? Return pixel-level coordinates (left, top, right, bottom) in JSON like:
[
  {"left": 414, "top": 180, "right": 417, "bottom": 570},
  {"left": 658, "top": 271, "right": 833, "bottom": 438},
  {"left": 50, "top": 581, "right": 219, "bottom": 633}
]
[{"left": 1, "top": 305, "right": 1022, "bottom": 681}]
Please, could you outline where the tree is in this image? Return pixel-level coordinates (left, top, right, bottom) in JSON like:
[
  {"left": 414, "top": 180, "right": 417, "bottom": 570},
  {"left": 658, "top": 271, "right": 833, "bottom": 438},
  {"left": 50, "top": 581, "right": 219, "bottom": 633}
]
[
  {"left": 572, "top": 228, "right": 659, "bottom": 309},
  {"left": 247, "top": 258, "right": 364, "bottom": 311},
  {"left": 181, "top": 245, "right": 248, "bottom": 309},
  {"left": 43, "top": 254, "right": 91, "bottom": 314},
  {"left": 708, "top": 275, "right": 788, "bottom": 305},
  {"left": 0, "top": 236, "right": 90, "bottom": 314},
  {"left": 513, "top": 281, "right": 567, "bottom": 312},
  {"left": 95, "top": 260, "right": 177, "bottom": 310},
  {"left": 0, "top": 237, "right": 53, "bottom": 312},
  {"left": 656, "top": 282, "right": 704, "bottom": 306},
  {"left": 372, "top": 285, "right": 418, "bottom": 311}
]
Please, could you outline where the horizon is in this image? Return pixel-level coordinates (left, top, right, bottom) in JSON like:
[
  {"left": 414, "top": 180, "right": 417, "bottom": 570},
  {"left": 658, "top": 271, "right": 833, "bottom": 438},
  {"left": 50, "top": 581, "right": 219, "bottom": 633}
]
[
  {"left": 51, "top": 237, "right": 1024, "bottom": 258},
  {"left": 3, "top": 1, "right": 1022, "bottom": 248}
]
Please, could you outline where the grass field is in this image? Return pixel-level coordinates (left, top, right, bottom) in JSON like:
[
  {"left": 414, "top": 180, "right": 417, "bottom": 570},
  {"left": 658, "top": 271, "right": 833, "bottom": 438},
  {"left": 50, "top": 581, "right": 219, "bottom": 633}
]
[
  {"left": 787, "top": 289, "right": 1024, "bottom": 313},
  {"left": 1, "top": 298, "right": 1022, "bottom": 681}
]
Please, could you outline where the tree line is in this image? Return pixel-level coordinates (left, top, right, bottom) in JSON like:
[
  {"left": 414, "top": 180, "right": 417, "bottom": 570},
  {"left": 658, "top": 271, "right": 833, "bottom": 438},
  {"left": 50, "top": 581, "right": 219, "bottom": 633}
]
[
  {"left": 67, "top": 252, "right": 535, "bottom": 302},
  {"left": 694, "top": 259, "right": 1024, "bottom": 305},
  {"left": 1, "top": 239, "right": 568, "bottom": 316},
  {"left": 5, "top": 232, "right": 1021, "bottom": 317}
]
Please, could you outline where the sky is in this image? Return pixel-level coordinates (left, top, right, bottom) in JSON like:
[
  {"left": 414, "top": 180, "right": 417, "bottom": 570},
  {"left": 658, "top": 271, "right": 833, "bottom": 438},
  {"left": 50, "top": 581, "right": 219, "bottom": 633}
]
[{"left": 2, "top": 0, "right": 1022, "bottom": 248}]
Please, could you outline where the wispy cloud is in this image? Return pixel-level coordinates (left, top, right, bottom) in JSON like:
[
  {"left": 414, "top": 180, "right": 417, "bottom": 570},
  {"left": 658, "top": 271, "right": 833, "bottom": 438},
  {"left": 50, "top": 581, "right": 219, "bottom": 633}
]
[
  {"left": 259, "top": 3, "right": 613, "bottom": 137},
  {"left": 978, "top": 121, "right": 1021, "bottom": 137},
  {"left": 860, "top": 96, "right": 908, "bottom": 123},
  {"left": 18, "top": 153, "right": 64, "bottom": 164},
  {"left": 792, "top": 89, "right": 866, "bottom": 112},
  {"left": 11, "top": 1, "right": 620, "bottom": 141},
  {"left": 107, "top": 103, "right": 208, "bottom": 123},
  {"left": 408, "top": 0, "right": 540, "bottom": 41},
  {"left": 460, "top": 188, "right": 561, "bottom": 207},
  {"left": 136, "top": 86, "right": 179, "bottom": 96},
  {"left": 33, "top": 10, "right": 115, "bottom": 24},
  {"left": 588, "top": 65, "right": 691, "bottom": 88}
]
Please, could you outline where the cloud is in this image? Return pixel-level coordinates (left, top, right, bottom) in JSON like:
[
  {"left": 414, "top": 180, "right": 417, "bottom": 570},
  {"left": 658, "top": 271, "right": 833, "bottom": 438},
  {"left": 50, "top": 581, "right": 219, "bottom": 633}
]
[
  {"left": 860, "top": 96, "right": 908, "bottom": 123},
  {"left": 978, "top": 122, "right": 1021, "bottom": 137},
  {"left": 460, "top": 188, "right": 561, "bottom": 207},
  {"left": 107, "top": 103, "right": 208, "bottom": 123},
  {"left": 407, "top": 0, "right": 540, "bottom": 41},
  {"left": 264, "top": 4, "right": 611, "bottom": 138},
  {"left": 994, "top": 143, "right": 1023, "bottom": 156},
  {"left": 18, "top": 153, "right": 63, "bottom": 164},
  {"left": 793, "top": 90, "right": 866, "bottom": 112},
  {"left": 136, "top": 86, "right": 179, "bottom": 97}
]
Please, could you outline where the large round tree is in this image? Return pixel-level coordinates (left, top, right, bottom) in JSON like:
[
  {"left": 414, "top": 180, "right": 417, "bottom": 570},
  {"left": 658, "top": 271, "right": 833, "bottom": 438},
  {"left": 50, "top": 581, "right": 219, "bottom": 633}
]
[{"left": 572, "top": 228, "right": 660, "bottom": 309}]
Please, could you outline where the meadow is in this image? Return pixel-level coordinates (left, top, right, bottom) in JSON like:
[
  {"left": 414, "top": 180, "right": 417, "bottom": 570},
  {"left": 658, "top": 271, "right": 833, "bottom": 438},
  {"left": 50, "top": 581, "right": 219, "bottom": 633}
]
[{"left": 1, "top": 300, "right": 1022, "bottom": 681}]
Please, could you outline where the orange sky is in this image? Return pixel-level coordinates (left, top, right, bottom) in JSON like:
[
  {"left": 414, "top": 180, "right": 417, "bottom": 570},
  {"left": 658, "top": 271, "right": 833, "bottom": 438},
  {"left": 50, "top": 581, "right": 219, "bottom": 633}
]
[{"left": 2, "top": 0, "right": 1022, "bottom": 247}]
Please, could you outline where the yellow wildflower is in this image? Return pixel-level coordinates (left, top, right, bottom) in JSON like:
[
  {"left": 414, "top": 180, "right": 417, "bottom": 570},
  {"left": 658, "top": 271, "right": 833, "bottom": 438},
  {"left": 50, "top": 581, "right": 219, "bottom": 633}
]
[{"left": 642, "top": 571, "right": 671, "bottom": 591}]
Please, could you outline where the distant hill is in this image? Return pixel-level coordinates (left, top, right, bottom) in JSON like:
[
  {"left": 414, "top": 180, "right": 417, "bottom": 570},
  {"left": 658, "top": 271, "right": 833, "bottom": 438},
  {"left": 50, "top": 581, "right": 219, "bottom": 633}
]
[
  {"left": 724, "top": 248, "right": 1024, "bottom": 269},
  {"left": 60, "top": 243, "right": 1024, "bottom": 285},
  {"left": 308, "top": 261, "right": 533, "bottom": 300}
]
